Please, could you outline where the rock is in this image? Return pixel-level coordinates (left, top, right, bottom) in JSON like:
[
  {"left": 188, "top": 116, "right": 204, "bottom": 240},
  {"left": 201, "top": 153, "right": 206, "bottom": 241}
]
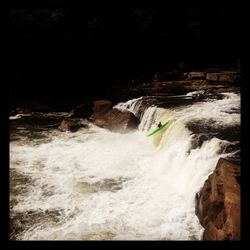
[
  {"left": 58, "top": 119, "right": 86, "bottom": 132},
  {"left": 70, "top": 103, "right": 94, "bottom": 118},
  {"left": 9, "top": 114, "right": 22, "bottom": 120},
  {"left": 216, "top": 87, "right": 240, "bottom": 93},
  {"left": 69, "top": 100, "right": 111, "bottom": 119},
  {"left": 195, "top": 158, "right": 240, "bottom": 240},
  {"left": 94, "top": 108, "right": 139, "bottom": 133},
  {"left": 218, "top": 72, "right": 240, "bottom": 83},
  {"left": 154, "top": 71, "right": 185, "bottom": 81},
  {"left": 9, "top": 107, "right": 33, "bottom": 120},
  {"left": 206, "top": 72, "right": 240, "bottom": 84},
  {"left": 189, "top": 134, "right": 212, "bottom": 151},
  {"left": 67, "top": 99, "right": 138, "bottom": 133},
  {"left": 16, "top": 107, "right": 32, "bottom": 114},
  {"left": 187, "top": 72, "right": 206, "bottom": 80},
  {"left": 92, "top": 100, "right": 112, "bottom": 118},
  {"left": 206, "top": 73, "right": 220, "bottom": 82}
]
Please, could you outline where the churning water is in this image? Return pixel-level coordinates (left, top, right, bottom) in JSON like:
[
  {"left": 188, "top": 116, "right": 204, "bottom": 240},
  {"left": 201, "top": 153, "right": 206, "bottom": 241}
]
[{"left": 10, "top": 92, "right": 240, "bottom": 240}]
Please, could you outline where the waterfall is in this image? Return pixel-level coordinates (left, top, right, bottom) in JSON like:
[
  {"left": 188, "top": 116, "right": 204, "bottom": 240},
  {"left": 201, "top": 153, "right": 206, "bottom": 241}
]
[
  {"left": 114, "top": 97, "right": 165, "bottom": 132},
  {"left": 10, "top": 93, "right": 240, "bottom": 240}
]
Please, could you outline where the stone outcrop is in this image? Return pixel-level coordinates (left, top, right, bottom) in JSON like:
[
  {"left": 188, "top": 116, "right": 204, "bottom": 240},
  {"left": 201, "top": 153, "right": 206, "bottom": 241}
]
[
  {"left": 114, "top": 70, "right": 240, "bottom": 99},
  {"left": 206, "top": 73, "right": 220, "bottom": 82},
  {"left": 218, "top": 72, "right": 240, "bottom": 83},
  {"left": 153, "top": 71, "right": 240, "bottom": 84},
  {"left": 68, "top": 99, "right": 138, "bottom": 133},
  {"left": 206, "top": 72, "right": 240, "bottom": 84},
  {"left": 187, "top": 72, "right": 206, "bottom": 80},
  {"left": 195, "top": 158, "right": 240, "bottom": 240}
]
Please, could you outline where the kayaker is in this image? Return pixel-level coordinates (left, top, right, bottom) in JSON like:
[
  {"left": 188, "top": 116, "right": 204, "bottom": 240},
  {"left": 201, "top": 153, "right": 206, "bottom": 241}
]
[{"left": 157, "top": 122, "right": 162, "bottom": 128}]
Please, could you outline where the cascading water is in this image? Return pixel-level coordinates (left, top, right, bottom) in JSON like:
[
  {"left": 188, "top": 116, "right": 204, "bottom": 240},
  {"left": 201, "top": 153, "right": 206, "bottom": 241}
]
[{"left": 10, "top": 92, "right": 240, "bottom": 240}]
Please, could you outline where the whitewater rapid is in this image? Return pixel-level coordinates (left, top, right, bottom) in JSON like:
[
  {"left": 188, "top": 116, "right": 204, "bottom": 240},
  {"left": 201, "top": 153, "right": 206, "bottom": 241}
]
[{"left": 10, "top": 92, "right": 240, "bottom": 240}]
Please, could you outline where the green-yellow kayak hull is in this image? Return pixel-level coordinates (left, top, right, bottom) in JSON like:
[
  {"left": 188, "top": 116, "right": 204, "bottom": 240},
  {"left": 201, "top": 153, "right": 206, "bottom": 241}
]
[{"left": 147, "top": 120, "right": 170, "bottom": 137}]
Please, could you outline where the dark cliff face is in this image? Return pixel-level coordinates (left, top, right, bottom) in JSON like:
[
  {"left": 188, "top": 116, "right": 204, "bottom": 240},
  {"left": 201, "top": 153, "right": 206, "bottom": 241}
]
[{"left": 9, "top": 8, "right": 242, "bottom": 108}]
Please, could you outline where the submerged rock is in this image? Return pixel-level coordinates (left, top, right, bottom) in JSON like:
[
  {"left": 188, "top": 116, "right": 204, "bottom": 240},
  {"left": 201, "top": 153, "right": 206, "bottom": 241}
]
[
  {"left": 58, "top": 119, "right": 86, "bottom": 132},
  {"left": 195, "top": 158, "right": 240, "bottom": 240}
]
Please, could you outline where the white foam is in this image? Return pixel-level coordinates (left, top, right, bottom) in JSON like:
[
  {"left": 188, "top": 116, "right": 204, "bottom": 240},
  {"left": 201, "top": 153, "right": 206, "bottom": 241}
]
[
  {"left": 10, "top": 93, "right": 240, "bottom": 240},
  {"left": 114, "top": 97, "right": 143, "bottom": 115},
  {"left": 186, "top": 90, "right": 205, "bottom": 96}
]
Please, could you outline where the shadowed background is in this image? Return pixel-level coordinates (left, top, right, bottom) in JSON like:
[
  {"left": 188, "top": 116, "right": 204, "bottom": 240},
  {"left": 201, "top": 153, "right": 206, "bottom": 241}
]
[{"left": 9, "top": 8, "right": 242, "bottom": 109}]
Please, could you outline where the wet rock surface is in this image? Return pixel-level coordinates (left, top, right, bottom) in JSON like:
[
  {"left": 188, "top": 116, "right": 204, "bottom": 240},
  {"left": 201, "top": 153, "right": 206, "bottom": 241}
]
[
  {"left": 58, "top": 118, "right": 87, "bottom": 132},
  {"left": 186, "top": 120, "right": 240, "bottom": 162},
  {"left": 109, "top": 70, "right": 240, "bottom": 101},
  {"left": 94, "top": 108, "right": 139, "bottom": 133},
  {"left": 68, "top": 99, "right": 139, "bottom": 133},
  {"left": 195, "top": 158, "right": 240, "bottom": 240}
]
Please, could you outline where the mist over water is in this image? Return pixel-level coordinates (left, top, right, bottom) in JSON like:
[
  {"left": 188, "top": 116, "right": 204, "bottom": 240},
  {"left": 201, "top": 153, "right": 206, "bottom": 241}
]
[{"left": 10, "top": 93, "right": 240, "bottom": 240}]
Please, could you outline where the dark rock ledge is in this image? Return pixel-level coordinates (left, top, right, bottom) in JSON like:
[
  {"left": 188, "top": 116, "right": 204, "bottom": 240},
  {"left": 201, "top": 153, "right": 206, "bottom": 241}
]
[
  {"left": 195, "top": 158, "right": 240, "bottom": 240},
  {"left": 59, "top": 99, "right": 139, "bottom": 133}
]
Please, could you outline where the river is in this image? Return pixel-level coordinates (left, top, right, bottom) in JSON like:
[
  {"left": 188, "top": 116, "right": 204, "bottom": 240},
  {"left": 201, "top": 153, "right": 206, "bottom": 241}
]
[{"left": 9, "top": 92, "right": 240, "bottom": 240}]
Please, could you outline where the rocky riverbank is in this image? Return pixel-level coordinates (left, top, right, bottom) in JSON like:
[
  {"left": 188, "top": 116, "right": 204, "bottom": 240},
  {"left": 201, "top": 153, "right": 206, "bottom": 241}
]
[
  {"left": 195, "top": 158, "right": 240, "bottom": 240},
  {"left": 111, "top": 70, "right": 240, "bottom": 100}
]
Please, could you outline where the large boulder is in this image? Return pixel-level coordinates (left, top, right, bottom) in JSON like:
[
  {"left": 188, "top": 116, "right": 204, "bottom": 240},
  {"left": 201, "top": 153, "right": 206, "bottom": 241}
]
[
  {"left": 94, "top": 108, "right": 139, "bottom": 133},
  {"left": 70, "top": 100, "right": 112, "bottom": 119},
  {"left": 92, "top": 100, "right": 112, "bottom": 118},
  {"left": 69, "top": 99, "right": 138, "bottom": 133},
  {"left": 195, "top": 158, "right": 240, "bottom": 240}
]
